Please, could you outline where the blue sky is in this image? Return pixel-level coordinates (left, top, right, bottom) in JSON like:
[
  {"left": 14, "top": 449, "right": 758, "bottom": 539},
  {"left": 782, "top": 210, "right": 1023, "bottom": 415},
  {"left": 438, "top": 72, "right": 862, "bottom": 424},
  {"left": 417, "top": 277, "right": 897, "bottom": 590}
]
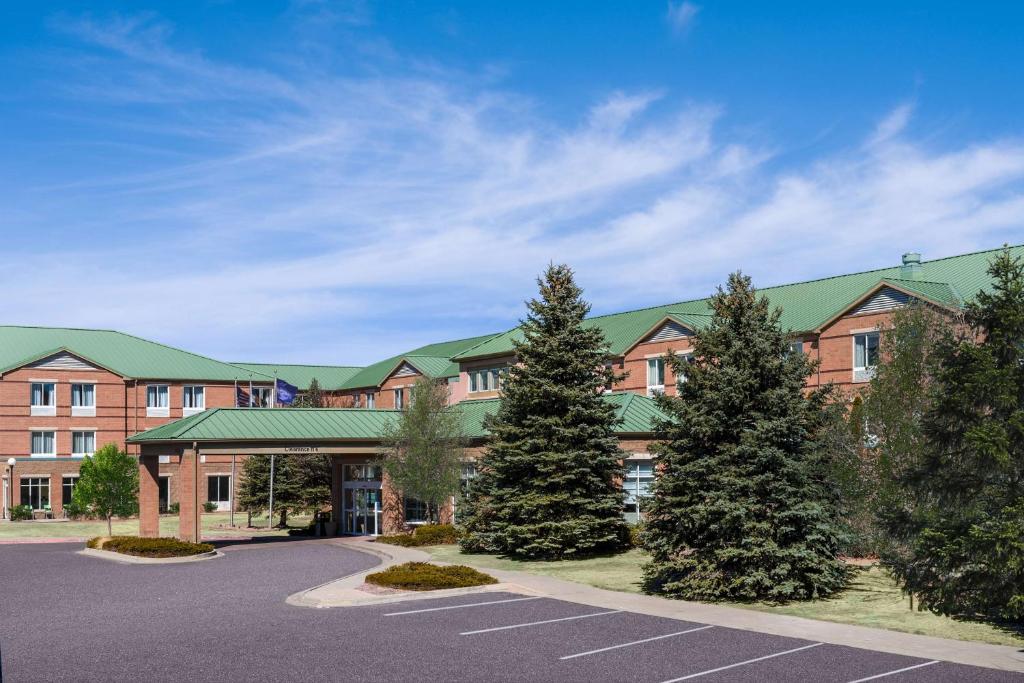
[{"left": 1, "top": 1, "right": 1023, "bottom": 365}]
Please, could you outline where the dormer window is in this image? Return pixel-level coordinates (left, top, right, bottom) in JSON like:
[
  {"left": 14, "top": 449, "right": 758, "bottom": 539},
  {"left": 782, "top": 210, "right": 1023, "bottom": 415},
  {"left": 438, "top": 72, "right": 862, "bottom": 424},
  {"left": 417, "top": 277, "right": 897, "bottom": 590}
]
[{"left": 468, "top": 367, "right": 503, "bottom": 393}]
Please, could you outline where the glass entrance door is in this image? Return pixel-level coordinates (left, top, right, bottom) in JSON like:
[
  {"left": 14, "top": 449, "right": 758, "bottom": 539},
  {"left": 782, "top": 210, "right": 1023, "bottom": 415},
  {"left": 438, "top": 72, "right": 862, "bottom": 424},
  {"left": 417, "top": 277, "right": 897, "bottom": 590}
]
[{"left": 341, "top": 463, "right": 382, "bottom": 536}]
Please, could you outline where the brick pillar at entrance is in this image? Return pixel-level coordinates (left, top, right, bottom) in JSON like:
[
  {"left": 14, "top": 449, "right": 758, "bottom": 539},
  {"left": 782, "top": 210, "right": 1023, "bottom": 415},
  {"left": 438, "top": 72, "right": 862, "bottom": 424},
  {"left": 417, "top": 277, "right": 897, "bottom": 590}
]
[
  {"left": 138, "top": 455, "right": 160, "bottom": 538},
  {"left": 381, "top": 471, "right": 404, "bottom": 534},
  {"left": 178, "top": 447, "right": 201, "bottom": 542},
  {"left": 330, "top": 458, "right": 343, "bottom": 532}
]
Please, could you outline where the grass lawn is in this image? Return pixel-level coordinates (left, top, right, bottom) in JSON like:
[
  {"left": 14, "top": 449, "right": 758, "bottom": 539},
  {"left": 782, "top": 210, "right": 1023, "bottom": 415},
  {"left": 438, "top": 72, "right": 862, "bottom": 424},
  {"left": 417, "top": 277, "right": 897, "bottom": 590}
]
[
  {"left": 0, "top": 512, "right": 311, "bottom": 540},
  {"left": 425, "top": 545, "right": 1024, "bottom": 647}
]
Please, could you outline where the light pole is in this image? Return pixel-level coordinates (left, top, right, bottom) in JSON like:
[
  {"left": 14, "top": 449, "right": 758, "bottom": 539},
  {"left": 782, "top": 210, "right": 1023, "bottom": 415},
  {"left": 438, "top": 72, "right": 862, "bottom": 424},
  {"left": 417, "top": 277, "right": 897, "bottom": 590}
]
[{"left": 6, "top": 458, "right": 15, "bottom": 520}]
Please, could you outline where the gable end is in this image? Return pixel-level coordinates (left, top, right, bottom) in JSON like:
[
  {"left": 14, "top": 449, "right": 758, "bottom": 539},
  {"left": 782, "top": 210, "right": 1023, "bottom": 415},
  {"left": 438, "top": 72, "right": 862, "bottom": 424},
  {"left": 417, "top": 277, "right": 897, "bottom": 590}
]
[
  {"left": 392, "top": 362, "right": 421, "bottom": 378},
  {"left": 645, "top": 320, "right": 693, "bottom": 343},
  {"left": 28, "top": 351, "right": 102, "bottom": 372},
  {"left": 851, "top": 287, "right": 912, "bottom": 316}
]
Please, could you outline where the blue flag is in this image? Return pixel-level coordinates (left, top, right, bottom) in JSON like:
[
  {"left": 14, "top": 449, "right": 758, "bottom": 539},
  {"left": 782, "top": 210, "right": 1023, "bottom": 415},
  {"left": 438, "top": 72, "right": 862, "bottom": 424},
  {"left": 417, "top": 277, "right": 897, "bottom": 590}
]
[{"left": 275, "top": 378, "right": 298, "bottom": 406}]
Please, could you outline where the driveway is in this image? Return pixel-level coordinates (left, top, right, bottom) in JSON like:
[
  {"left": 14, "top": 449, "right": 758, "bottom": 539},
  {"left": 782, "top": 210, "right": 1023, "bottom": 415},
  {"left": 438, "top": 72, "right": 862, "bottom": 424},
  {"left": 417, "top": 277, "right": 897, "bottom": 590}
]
[{"left": 0, "top": 540, "right": 1020, "bottom": 682}]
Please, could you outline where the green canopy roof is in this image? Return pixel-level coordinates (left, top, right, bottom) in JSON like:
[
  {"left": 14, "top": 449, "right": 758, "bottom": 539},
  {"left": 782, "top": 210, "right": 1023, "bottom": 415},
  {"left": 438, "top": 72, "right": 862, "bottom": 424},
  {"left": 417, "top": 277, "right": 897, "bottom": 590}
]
[
  {"left": 453, "top": 245, "right": 1022, "bottom": 361},
  {"left": 230, "top": 363, "right": 362, "bottom": 391},
  {"left": 127, "top": 392, "right": 667, "bottom": 444},
  {"left": 0, "top": 326, "right": 273, "bottom": 382}
]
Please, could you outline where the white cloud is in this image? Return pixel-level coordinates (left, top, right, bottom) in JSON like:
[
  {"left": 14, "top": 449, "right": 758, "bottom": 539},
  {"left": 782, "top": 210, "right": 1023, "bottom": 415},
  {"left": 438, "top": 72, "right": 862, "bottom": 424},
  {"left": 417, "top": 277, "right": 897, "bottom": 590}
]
[
  {"left": 666, "top": 1, "right": 700, "bottom": 36},
  {"left": 2, "top": 15, "right": 1023, "bottom": 364}
]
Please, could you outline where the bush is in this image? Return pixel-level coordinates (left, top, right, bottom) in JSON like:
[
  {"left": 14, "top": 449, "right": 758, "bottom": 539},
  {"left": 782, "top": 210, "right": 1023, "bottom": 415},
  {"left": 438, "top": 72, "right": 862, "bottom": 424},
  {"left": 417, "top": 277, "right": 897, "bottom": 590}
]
[
  {"left": 87, "top": 536, "right": 214, "bottom": 558},
  {"left": 10, "top": 504, "right": 33, "bottom": 521},
  {"left": 365, "top": 562, "right": 497, "bottom": 591},
  {"left": 629, "top": 523, "right": 645, "bottom": 548},
  {"left": 376, "top": 524, "right": 461, "bottom": 547},
  {"left": 202, "top": 502, "right": 218, "bottom": 513},
  {"left": 168, "top": 502, "right": 180, "bottom": 515}
]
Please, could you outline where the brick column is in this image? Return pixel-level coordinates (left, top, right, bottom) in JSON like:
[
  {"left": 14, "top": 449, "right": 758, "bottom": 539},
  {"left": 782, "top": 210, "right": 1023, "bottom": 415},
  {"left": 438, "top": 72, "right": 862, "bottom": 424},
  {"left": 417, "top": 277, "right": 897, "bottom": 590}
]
[
  {"left": 138, "top": 455, "right": 160, "bottom": 538},
  {"left": 178, "top": 447, "right": 201, "bottom": 542},
  {"left": 381, "top": 471, "right": 404, "bottom": 534},
  {"left": 330, "top": 457, "right": 343, "bottom": 534}
]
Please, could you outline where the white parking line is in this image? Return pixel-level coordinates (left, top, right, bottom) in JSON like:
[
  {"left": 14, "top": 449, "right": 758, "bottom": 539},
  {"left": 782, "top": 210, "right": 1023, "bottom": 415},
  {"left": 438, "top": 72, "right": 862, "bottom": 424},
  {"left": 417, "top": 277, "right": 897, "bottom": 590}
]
[
  {"left": 560, "top": 625, "right": 715, "bottom": 660},
  {"left": 460, "top": 610, "right": 622, "bottom": 635},
  {"left": 659, "top": 642, "right": 824, "bottom": 682},
  {"left": 383, "top": 596, "right": 543, "bottom": 616},
  {"left": 846, "top": 660, "right": 940, "bottom": 682}
]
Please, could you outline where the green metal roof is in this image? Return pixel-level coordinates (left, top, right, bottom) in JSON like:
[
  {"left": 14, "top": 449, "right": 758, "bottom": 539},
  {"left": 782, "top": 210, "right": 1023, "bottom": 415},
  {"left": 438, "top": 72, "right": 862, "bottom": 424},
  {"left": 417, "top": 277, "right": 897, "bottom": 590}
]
[
  {"left": 230, "top": 363, "right": 362, "bottom": 391},
  {"left": 453, "top": 245, "right": 1023, "bottom": 361},
  {"left": 0, "top": 326, "right": 273, "bottom": 382},
  {"left": 127, "top": 392, "right": 666, "bottom": 443},
  {"left": 338, "top": 333, "right": 501, "bottom": 390}
]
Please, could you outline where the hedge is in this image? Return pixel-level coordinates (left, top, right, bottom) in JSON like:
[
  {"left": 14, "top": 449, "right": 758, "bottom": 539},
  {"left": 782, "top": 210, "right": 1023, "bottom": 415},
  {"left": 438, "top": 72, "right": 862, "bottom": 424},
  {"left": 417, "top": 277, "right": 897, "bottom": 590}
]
[
  {"left": 365, "top": 562, "right": 497, "bottom": 591},
  {"left": 87, "top": 536, "right": 214, "bottom": 558},
  {"left": 9, "top": 504, "right": 33, "bottom": 521},
  {"left": 376, "top": 524, "right": 461, "bottom": 547}
]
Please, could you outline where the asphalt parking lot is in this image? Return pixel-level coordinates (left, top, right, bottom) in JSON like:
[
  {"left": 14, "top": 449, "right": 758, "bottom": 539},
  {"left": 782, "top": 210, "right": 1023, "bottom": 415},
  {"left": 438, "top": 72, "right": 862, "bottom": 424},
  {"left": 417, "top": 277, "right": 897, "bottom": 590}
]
[{"left": 0, "top": 540, "right": 1020, "bottom": 682}]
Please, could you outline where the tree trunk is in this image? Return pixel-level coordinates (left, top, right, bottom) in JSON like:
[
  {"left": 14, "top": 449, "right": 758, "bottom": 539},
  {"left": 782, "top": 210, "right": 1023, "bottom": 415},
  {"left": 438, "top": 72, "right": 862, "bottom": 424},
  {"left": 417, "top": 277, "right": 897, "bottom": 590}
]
[
  {"left": 279, "top": 508, "right": 288, "bottom": 527},
  {"left": 106, "top": 515, "right": 112, "bottom": 537}
]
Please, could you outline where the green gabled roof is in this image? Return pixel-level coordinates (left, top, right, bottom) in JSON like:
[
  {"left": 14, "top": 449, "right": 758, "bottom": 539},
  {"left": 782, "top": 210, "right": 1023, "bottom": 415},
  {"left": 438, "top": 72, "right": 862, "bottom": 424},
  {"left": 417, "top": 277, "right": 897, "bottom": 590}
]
[
  {"left": 0, "top": 326, "right": 273, "bottom": 382},
  {"left": 128, "top": 392, "right": 667, "bottom": 443},
  {"left": 127, "top": 407, "right": 401, "bottom": 443},
  {"left": 454, "top": 245, "right": 1024, "bottom": 361},
  {"left": 457, "top": 392, "right": 667, "bottom": 438},
  {"left": 339, "top": 333, "right": 501, "bottom": 390},
  {"left": 230, "top": 363, "right": 362, "bottom": 391}
]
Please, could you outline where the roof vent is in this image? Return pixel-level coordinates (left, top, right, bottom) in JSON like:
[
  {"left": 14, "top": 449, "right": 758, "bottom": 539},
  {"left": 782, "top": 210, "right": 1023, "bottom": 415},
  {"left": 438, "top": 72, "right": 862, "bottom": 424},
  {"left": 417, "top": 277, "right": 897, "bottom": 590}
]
[{"left": 900, "top": 252, "right": 922, "bottom": 279}]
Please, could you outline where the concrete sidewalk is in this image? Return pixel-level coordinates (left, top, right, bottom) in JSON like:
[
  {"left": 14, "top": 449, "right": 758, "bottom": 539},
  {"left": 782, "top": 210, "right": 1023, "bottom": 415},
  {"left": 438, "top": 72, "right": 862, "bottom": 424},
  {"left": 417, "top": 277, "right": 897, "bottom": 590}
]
[{"left": 299, "top": 538, "right": 1024, "bottom": 674}]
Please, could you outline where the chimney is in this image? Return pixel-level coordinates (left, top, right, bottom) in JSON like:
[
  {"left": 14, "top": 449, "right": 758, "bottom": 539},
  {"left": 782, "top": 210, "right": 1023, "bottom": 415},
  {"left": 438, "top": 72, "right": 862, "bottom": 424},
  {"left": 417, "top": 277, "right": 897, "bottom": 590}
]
[{"left": 900, "top": 252, "right": 922, "bottom": 279}]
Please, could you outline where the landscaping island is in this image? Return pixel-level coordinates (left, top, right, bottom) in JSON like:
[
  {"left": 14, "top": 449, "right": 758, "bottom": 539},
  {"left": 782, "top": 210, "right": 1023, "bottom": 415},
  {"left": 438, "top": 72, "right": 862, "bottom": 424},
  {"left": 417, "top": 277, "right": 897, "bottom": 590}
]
[
  {"left": 365, "top": 562, "right": 497, "bottom": 591},
  {"left": 86, "top": 536, "right": 214, "bottom": 558}
]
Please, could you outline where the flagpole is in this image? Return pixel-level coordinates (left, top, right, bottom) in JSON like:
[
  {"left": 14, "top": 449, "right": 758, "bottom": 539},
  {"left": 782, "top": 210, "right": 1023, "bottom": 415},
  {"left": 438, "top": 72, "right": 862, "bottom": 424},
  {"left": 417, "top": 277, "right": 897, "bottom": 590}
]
[{"left": 268, "top": 453, "right": 275, "bottom": 529}]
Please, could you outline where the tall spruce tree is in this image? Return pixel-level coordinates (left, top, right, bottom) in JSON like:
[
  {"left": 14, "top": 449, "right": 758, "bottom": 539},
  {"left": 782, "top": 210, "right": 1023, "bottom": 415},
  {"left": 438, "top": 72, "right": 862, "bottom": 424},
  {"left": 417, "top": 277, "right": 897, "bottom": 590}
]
[
  {"left": 643, "top": 272, "right": 849, "bottom": 602},
  {"left": 459, "top": 263, "right": 629, "bottom": 559},
  {"left": 882, "top": 249, "right": 1024, "bottom": 620}
]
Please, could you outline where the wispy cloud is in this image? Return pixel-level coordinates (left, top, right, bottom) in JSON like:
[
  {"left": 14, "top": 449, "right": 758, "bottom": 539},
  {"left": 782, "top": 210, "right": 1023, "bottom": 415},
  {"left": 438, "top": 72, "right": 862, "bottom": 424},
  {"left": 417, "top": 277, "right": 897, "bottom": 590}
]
[
  {"left": 666, "top": 1, "right": 700, "bottom": 36},
  {"left": 2, "top": 12, "right": 1023, "bottom": 365}
]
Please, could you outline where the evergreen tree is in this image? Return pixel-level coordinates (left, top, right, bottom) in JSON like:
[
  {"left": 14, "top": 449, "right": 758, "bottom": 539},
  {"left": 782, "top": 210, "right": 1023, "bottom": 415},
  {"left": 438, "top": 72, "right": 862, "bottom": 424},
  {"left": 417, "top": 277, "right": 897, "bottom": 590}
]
[
  {"left": 642, "top": 272, "right": 849, "bottom": 602},
  {"left": 237, "top": 454, "right": 304, "bottom": 526},
  {"left": 459, "top": 264, "right": 629, "bottom": 559},
  {"left": 293, "top": 378, "right": 326, "bottom": 408},
  {"left": 71, "top": 443, "right": 138, "bottom": 536},
  {"left": 380, "top": 376, "right": 466, "bottom": 524},
  {"left": 883, "top": 249, "right": 1024, "bottom": 620},
  {"left": 290, "top": 378, "right": 333, "bottom": 511}
]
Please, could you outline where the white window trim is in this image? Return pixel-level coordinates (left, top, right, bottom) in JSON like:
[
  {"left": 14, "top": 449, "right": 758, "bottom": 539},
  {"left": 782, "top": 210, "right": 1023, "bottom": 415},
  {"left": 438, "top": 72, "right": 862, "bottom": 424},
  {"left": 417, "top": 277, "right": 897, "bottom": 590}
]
[
  {"left": 70, "top": 381, "right": 97, "bottom": 417},
  {"left": 71, "top": 430, "right": 97, "bottom": 458},
  {"left": 646, "top": 358, "right": 665, "bottom": 397},
  {"left": 30, "top": 381, "right": 58, "bottom": 417},
  {"left": 146, "top": 384, "right": 170, "bottom": 417},
  {"left": 30, "top": 430, "right": 57, "bottom": 458},
  {"left": 182, "top": 385, "right": 205, "bottom": 416},
  {"left": 852, "top": 332, "right": 880, "bottom": 383}
]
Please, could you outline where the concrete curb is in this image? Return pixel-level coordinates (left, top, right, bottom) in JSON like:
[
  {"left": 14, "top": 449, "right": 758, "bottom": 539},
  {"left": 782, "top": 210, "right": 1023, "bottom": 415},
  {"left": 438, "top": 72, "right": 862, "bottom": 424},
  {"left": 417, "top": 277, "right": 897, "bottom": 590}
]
[{"left": 79, "top": 547, "right": 223, "bottom": 565}]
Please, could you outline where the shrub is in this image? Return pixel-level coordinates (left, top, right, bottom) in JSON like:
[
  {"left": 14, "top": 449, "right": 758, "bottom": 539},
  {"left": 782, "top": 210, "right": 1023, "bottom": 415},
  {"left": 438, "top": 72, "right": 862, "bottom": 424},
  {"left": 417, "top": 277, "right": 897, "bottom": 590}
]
[
  {"left": 629, "top": 523, "right": 645, "bottom": 548},
  {"left": 202, "top": 502, "right": 218, "bottom": 513},
  {"left": 168, "top": 502, "right": 180, "bottom": 514},
  {"left": 365, "top": 562, "right": 497, "bottom": 591},
  {"left": 10, "top": 504, "right": 33, "bottom": 521},
  {"left": 88, "top": 536, "right": 214, "bottom": 558},
  {"left": 376, "top": 524, "right": 461, "bottom": 547}
]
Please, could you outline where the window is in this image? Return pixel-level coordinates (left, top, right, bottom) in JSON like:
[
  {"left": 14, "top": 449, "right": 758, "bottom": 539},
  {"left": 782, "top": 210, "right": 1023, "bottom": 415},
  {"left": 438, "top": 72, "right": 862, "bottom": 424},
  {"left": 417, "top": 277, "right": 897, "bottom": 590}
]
[
  {"left": 71, "top": 383, "right": 96, "bottom": 416},
  {"left": 623, "top": 459, "right": 655, "bottom": 520},
  {"left": 352, "top": 393, "right": 361, "bottom": 408},
  {"left": 146, "top": 384, "right": 169, "bottom": 417},
  {"left": 30, "top": 382, "right": 56, "bottom": 416},
  {"left": 394, "top": 388, "right": 404, "bottom": 410},
  {"left": 207, "top": 475, "right": 231, "bottom": 508},
  {"left": 20, "top": 477, "right": 50, "bottom": 510},
  {"left": 71, "top": 431, "right": 95, "bottom": 457},
  {"left": 788, "top": 341, "right": 804, "bottom": 355},
  {"left": 251, "top": 386, "right": 272, "bottom": 408},
  {"left": 30, "top": 431, "right": 56, "bottom": 457},
  {"left": 183, "top": 386, "right": 205, "bottom": 415},
  {"left": 365, "top": 392, "right": 375, "bottom": 409},
  {"left": 468, "top": 367, "right": 503, "bottom": 393},
  {"left": 62, "top": 476, "right": 77, "bottom": 507},
  {"left": 853, "top": 332, "right": 880, "bottom": 382},
  {"left": 675, "top": 353, "right": 695, "bottom": 384},
  {"left": 647, "top": 358, "right": 665, "bottom": 396},
  {"left": 343, "top": 464, "right": 382, "bottom": 482},
  {"left": 158, "top": 476, "right": 170, "bottom": 513},
  {"left": 459, "top": 463, "right": 477, "bottom": 495},
  {"left": 403, "top": 497, "right": 428, "bottom": 524},
  {"left": 603, "top": 362, "right": 615, "bottom": 393}
]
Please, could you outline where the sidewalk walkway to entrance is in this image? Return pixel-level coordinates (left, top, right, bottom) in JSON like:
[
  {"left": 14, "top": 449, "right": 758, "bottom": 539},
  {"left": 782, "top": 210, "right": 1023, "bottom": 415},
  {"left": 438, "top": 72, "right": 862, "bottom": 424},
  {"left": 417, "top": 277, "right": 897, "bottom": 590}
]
[{"left": 296, "top": 538, "right": 1024, "bottom": 675}]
